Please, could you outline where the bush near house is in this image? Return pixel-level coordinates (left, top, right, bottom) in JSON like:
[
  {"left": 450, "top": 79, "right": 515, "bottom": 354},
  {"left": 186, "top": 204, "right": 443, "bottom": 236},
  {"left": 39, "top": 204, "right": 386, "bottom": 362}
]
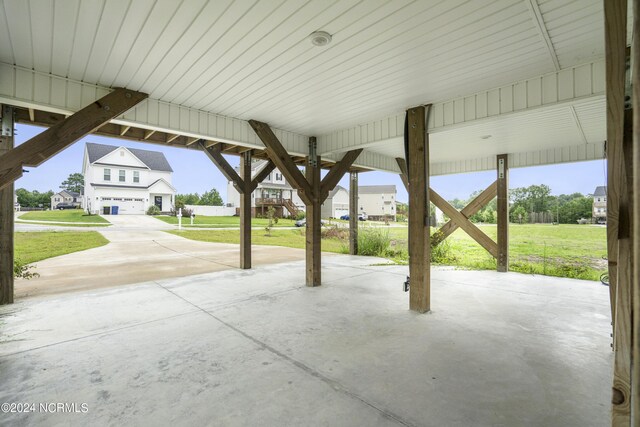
[{"left": 146, "top": 205, "right": 161, "bottom": 215}]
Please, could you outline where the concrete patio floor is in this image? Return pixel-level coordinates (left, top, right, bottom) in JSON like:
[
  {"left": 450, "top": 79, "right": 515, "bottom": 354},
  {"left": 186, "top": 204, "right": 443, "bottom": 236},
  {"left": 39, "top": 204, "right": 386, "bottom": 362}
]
[{"left": 0, "top": 256, "right": 612, "bottom": 426}]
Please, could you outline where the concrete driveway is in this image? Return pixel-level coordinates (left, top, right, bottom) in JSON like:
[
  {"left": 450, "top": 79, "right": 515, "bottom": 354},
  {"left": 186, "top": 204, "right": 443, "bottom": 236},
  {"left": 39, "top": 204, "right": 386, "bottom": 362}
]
[{"left": 15, "top": 215, "right": 314, "bottom": 299}]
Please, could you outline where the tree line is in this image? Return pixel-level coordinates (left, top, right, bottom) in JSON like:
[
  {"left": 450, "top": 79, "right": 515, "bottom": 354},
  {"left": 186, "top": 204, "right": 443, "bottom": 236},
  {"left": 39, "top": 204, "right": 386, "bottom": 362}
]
[{"left": 447, "top": 184, "right": 593, "bottom": 224}]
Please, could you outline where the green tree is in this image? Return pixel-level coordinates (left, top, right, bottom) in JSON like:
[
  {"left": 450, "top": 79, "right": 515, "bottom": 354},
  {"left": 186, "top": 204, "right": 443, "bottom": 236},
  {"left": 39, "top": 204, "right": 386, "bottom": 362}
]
[
  {"left": 60, "top": 173, "right": 84, "bottom": 193},
  {"left": 198, "top": 188, "right": 223, "bottom": 206},
  {"left": 176, "top": 193, "right": 200, "bottom": 207},
  {"left": 510, "top": 205, "right": 528, "bottom": 223},
  {"left": 16, "top": 188, "right": 54, "bottom": 208}
]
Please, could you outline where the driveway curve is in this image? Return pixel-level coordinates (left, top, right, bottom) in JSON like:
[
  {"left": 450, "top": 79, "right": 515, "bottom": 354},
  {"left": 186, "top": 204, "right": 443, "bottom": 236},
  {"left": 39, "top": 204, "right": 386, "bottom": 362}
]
[{"left": 16, "top": 215, "right": 310, "bottom": 299}]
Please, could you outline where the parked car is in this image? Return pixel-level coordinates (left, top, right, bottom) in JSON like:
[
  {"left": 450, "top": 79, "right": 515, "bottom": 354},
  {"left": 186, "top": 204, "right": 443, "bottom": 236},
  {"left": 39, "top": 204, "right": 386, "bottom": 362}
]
[
  {"left": 295, "top": 218, "right": 327, "bottom": 227},
  {"left": 339, "top": 214, "right": 367, "bottom": 221},
  {"left": 56, "top": 203, "right": 77, "bottom": 210}
]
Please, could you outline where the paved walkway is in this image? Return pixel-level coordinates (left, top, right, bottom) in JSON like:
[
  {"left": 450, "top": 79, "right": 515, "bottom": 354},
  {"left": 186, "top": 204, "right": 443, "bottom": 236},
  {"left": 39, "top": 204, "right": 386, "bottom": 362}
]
[{"left": 15, "top": 215, "right": 313, "bottom": 299}]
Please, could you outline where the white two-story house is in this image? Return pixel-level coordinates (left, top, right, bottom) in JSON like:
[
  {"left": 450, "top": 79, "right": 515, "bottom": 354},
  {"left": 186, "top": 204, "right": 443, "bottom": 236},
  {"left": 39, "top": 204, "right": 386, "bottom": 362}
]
[
  {"left": 227, "top": 160, "right": 304, "bottom": 217},
  {"left": 83, "top": 142, "right": 176, "bottom": 215},
  {"left": 358, "top": 185, "right": 397, "bottom": 221}
]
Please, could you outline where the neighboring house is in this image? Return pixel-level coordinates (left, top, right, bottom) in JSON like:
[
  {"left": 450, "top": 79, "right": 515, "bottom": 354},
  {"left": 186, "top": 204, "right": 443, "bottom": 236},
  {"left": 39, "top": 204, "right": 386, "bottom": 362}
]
[
  {"left": 321, "top": 185, "right": 349, "bottom": 218},
  {"left": 227, "top": 160, "right": 304, "bottom": 217},
  {"left": 51, "top": 190, "right": 82, "bottom": 209},
  {"left": 593, "top": 186, "right": 607, "bottom": 223},
  {"left": 359, "top": 185, "right": 397, "bottom": 221},
  {"left": 83, "top": 142, "right": 176, "bottom": 215}
]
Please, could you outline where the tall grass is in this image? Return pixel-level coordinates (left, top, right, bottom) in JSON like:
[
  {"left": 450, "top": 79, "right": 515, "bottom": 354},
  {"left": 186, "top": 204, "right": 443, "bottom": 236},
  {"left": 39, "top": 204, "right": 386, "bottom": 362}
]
[{"left": 358, "top": 227, "right": 391, "bottom": 256}]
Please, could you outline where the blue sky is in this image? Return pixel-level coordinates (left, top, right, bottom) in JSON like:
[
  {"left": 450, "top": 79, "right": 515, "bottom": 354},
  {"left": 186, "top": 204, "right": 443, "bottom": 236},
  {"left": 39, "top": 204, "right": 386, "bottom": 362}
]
[{"left": 15, "top": 123, "right": 607, "bottom": 203}]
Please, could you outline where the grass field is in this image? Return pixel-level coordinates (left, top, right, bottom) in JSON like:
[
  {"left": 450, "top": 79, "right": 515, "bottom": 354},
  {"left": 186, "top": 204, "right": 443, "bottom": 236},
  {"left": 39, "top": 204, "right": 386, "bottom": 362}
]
[
  {"left": 15, "top": 231, "right": 110, "bottom": 264},
  {"left": 19, "top": 210, "right": 110, "bottom": 224},
  {"left": 170, "top": 224, "right": 607, "bottom": 281},
  {"left": 155, "top": 215, "right": 299, "bottom": 228},
  {"left": 168, "top": 228, "right": 345, "bottom": 252}
]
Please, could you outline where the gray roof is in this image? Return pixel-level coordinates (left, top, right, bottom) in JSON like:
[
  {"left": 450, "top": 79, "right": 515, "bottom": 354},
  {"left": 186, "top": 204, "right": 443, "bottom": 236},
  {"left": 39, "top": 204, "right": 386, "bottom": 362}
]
[
  {"left": 359, "top": 185, "right": 396, "bottom": 194},
  {"left": 327, "top": 185, "right": 348, "bottom": 199},
  {"left": 86, "top": 142, "right": 173, "bottom": 172},
  {"left": 593, "top": 186, "right": 607, "bottom": 197}
]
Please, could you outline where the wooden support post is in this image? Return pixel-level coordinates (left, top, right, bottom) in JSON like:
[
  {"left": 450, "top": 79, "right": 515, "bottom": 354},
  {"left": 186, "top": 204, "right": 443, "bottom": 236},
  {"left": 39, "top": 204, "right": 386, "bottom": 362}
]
[
  {"left": 250, "top": 120, "right": 362, "bottom": 287},
  {"left": 240, "top": 150, "right": 252, "bottom": 269},
  {"left": 605, "top": 0, "right": 627, "bottom": 341},
  {"left": 0, "top": 105, "right": 14, "bottom": 305},
  {"left": 200, "top": 140, "right": 266, "bottom": 270},
  {"left": 406, "top": 105, "right": 430, "bottom": 313},
  {"left": 0, "top": 88, "right": 148, "bottom": 191},
  {"left": 349, "top": 171, "right": 358, "bottom": 255},
  {"left": 306, "top": 138, "right": 321, "bottom": 287},
  {"left": 631, "top": 0, "right": 640, "bottom": 420},
  {"left": 605, "top": 0, "right": 632, "bottom": 424},
  {"left": 496, "top": 154, "right": 509, "bottom": 272}
]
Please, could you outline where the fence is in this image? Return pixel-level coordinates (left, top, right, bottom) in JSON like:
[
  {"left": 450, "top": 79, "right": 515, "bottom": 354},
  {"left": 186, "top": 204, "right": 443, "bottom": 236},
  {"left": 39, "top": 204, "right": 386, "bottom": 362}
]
[{"left": 184, "top": 205, "right": 236, "bottom": 216}]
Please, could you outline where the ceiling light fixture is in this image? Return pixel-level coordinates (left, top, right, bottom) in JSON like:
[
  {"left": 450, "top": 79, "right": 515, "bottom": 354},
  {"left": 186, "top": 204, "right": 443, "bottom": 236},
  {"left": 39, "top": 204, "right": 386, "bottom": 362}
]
[
  {"left": 309, "top": 31, "right": 332, "bottom": 47},
  {"left": 480, "top": 135, "right": 492, "bottom": 140}
]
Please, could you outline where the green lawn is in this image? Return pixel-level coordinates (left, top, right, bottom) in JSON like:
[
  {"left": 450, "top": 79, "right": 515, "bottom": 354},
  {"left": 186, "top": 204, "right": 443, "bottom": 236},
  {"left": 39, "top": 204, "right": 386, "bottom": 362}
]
[
  {"left": 168, "top": 228, "right": 345, "bottom": 253},
  {"left": 169, "top": 223, "right": 607, "bottom": 281},
  {"left": 155, "top": 215, "right": 299, "bottom": 228},
  {"left": 15, "top": 231, "right": 110, "bottom": 264},
  {"left": 19, "top": 210, "right": 110, "bottom": 224}
]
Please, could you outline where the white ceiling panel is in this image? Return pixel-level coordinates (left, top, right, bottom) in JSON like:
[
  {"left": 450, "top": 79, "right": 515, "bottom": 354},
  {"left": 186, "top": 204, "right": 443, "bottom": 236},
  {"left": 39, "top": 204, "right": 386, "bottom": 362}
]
[
  {"left": 365, "top": 98, "right": 605, "bottom": 166},
  {"left": 0, "top": 0, "right": 614, "bottom": 137}
]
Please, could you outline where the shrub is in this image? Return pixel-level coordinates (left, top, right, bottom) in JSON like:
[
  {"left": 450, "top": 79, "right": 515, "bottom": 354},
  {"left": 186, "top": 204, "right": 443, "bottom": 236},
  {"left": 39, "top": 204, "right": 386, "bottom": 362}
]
[
  {"left": 396, "top": 214, "right": 407, "bottom": 222},
  {"left": 170, "top": 207, "right": 193, "bottom": 217},
  {"left": 322, "top": 225, "right": 348, "bottom": 240},
  {"left": 358, "top": 227, "right": 391, "bottom": 256},
  {"left": 430, "top": 239, "right": 458, "bottom": 264},
  {"left": 146, "top": 205, "right": 161, "bottom": 215},
  {"left": 14, "top": 258, "right": 39, "bottom": 279},
  {"left": 295, "top": 211, "right": 306, "bottom": 220}
]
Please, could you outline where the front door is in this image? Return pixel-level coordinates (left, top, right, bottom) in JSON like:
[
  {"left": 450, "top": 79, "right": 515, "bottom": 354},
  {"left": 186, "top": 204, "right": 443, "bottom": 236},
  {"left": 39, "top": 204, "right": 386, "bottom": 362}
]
[{"left": 154, "top": 196, "right": 162, "bottom": 210}]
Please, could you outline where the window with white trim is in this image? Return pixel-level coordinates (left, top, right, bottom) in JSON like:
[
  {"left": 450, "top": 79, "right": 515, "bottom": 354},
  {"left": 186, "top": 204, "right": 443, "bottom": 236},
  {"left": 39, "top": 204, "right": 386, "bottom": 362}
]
[
  {"left": 119, "top": 170, "right": 126, "bottom": 182},
  {"left": 133, "top": 171, "right": 140, "bottom": 183},
  {"left": 104, "top": 168, "right": 111, "bottom": 181}
]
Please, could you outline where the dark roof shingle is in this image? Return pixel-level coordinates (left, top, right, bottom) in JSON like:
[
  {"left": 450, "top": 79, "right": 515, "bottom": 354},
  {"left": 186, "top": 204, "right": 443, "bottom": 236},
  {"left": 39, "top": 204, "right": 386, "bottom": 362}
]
[{"left": 86, "top": 142, "right": 173, "bottom": 172}]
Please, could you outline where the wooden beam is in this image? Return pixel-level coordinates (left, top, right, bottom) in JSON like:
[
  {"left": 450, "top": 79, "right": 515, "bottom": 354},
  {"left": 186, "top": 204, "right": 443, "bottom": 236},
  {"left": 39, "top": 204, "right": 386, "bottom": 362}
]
[
  {"left": 306, "top": 152, "right": 321, "bottom": 287},
  {"left": 28, "top": 108, "right": 34, "bottom": 122},
  {"left": 430, "top": 188, "right": 498, "bottom": 258},
  {"left": 200, "top": 141, "right": 247, "bottom": 194},
  {"left": 120, "top": 125, "right": 130, "bottom": 136},
  {"left": 349, "top": 171, "right": 358, "bottom": 255},
  {"left": 319, "top": 149, "right": 363, "bottom": 202},
  {"left": 605, "top": 0, "right": 631, "bottom": 423},
  {"left": 606, "top": 0, "right": 628, "bottom": 345},
  {"left": 496, "top": 154, "right": 509, "bottom": 272},
  {"left": 0, "top": 105, "right": 14, "bottom": 305},
  {"left": 631, "top": 0, "right": 640, "bottom": 420},
  {"left": 248, "top": 120, "right": 313, "bottom": 205},
  {"left": 143, "top": 129, "right": 156, "bottom": 140},
  {"left": 166, "top": 133, "right": 179, "bottom": 143},
  {"left": 396, "top": 157, "right": 409, "bottom": 191},
  {"left": 407, "top": 105, "right": 430, "bottom": 313},
  {"left": 433, "top": 181, "right": 497, "bottom": 245},
  {"left": 248, "top": 160, "right": 277, "bottom": 193},
  {"left": 185, "top": 137, "right": 198, "bottom": 146},
  {"left": 240, "top": 151, "right": 252, "bottom": 269},
  {"left": 0, "top": 88, "right": 148, "bottom": 191}
]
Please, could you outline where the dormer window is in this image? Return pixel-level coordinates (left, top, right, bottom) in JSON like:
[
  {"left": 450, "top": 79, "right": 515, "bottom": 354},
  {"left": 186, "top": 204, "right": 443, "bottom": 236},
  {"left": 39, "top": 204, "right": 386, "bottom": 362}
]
[{"left": 104, "top": 168, "right": 111, "bottom": 181}]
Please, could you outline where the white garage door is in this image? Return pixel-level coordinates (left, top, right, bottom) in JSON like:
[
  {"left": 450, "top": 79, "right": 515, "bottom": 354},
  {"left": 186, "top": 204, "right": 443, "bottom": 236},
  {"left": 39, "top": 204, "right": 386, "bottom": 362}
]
[{"left": 102, "top": 198, "right": 145, "bottom": 215}]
